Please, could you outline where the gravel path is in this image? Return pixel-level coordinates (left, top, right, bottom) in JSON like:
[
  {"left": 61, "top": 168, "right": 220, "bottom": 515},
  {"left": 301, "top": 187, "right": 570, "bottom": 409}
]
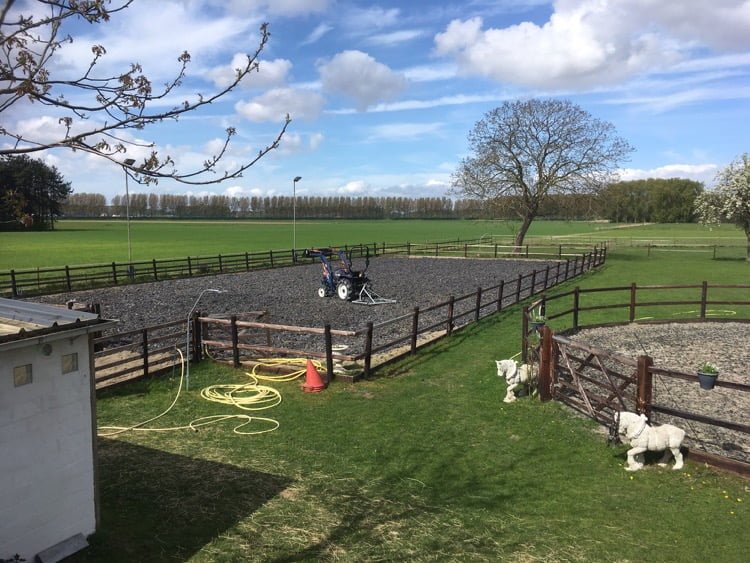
[
  {"left": 566, "top": 323, "right": 750, "bottom": 464},
  {"left": 33, "top": 256, "right": 555, "bottom": 349}
]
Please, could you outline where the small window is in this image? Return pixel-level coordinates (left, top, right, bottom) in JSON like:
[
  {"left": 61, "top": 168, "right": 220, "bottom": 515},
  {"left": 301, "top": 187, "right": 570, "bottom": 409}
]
[
  {"left": 62, "top": 352, "right": 79, "bottom": 374},
  {"left": 14, "top": 364, "right": 32, "bottom": 387}
]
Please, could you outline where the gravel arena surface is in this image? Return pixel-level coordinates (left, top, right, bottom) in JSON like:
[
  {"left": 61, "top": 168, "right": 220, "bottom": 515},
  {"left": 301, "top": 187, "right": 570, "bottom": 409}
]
[
  {"left": 34, "top": 256, "right": 555, "bottom": 349},
  {"left": 566, "top": 323, "right": 750, "bottom": 465}
]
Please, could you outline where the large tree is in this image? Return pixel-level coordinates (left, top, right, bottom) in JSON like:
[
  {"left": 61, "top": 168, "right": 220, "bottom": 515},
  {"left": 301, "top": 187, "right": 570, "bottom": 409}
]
[
  {"left": 694, "top": 153, "right": 750, "bottom": 261},
  {"left": 452, "top": 99, "right": 633, "bottom": 246},
  {"left": 0, "top": 0, "right": 288, "bottom": 184},
  {"left": 0, "top": 154, "right": 71, "bottom": 229}
]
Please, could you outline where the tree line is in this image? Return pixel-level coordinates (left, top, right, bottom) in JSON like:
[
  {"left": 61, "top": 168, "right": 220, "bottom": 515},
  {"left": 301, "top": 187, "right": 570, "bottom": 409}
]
[
  {"left": 2, "top": 154, "right": 707, "bottom": 229},
  {"left": 61, "top": 180, "right": 703, "bottom": 222}
]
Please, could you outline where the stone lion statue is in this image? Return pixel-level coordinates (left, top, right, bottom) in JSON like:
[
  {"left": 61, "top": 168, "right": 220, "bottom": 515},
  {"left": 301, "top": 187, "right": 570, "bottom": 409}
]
[
  {"left": 611, "top": 411, "right": 685, "bottom": 471},
  {"left": 496, "top": 359, "right": 534, "bottom": 403}
]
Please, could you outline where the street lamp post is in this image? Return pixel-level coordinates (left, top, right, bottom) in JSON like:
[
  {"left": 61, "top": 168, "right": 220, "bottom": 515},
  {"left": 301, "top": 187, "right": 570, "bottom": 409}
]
[
  {"left": 185, "top": 288, "right": 225, "bottom": 390},
  {"left": 123, "top": 158, "right": 135, "bottom": 277},
  {"left": 293, "top": 176, "right": 302, "bottom": 251}
]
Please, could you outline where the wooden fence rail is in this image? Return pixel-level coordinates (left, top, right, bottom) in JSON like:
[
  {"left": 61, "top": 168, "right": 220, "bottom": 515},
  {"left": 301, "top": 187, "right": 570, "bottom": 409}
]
[
  {"left": 1, "top": 238, "right": 605, "bottom": 298},
  {"left": 527, "top": 283, "right": 750, "bottom": 476},
  {"left": 91, "top": 246, "right": 606, "bottom": 388}
]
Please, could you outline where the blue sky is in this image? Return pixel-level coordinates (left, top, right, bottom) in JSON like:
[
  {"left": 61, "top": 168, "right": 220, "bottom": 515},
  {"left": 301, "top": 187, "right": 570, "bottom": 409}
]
[{"left": 11, "top": 0, "right": 750, "bottom": 202}]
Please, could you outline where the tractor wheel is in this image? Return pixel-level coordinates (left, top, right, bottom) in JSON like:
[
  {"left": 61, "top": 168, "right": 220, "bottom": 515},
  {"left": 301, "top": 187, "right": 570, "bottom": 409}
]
[
  {"left": 337, "top": 280, "right": 353, "bottom": 300},
  {"left": 318, "top": 287, "right": 328, "bottom": 298}
]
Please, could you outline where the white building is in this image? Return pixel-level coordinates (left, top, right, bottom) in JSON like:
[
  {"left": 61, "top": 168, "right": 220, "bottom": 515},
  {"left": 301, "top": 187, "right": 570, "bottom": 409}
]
[{"left": 0, "top": 299, "right": 114, "bottom": 562}]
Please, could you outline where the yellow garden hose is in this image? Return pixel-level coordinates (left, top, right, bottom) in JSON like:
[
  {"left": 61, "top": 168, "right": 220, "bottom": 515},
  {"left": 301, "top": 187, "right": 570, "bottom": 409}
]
[{"left": 98, "top": 349, "right": 282, "bottom": 437}]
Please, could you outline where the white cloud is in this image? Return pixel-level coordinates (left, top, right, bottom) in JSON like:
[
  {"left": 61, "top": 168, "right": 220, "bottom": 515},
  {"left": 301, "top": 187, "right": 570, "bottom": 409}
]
[
  {"left": 235, "top": 88, "right": 325, "bottom": 122},
  {"left": 338, "top": 180, "right": 369, "bottom": 194},
  {"left": 433, "top": 0, "right": 750, "bottom": 90},
  {"left": 319, "top": 50, "right": 406, "bottom": 111},
  {"left": 366, "top": 29, "right": 425, "bottom": 47},
  {"left": 343, "top": 6, "right": 401, "bottom": 32},
  {"left": 403, "top": 63, "right": 458, "bottom": 82},
  {"left": 207, "top": 56, "right": 292, "bottom": 89},
  {"left": 58, "top": 2, "right": 262, "bottom": 82},
  {"left": 213, "top": 0, "right": 330, "bottom": 17},
  {"left": 368, "top": 122, "right": 443, "bottom": 141},
  {"left": 309, "top": 132, "right": 324, "bottom": 150},
  {"left": 618, "top": 163, "right": 718, "bottom": 183},
  {"left": 605, "top": 84, "right": 750, "bottom": 112},
  {"left": 327, "top": 92, "right": 513, "bottom": 115},
  {"left": 303, "top": 23, "right": 333, "bottom": 45}
]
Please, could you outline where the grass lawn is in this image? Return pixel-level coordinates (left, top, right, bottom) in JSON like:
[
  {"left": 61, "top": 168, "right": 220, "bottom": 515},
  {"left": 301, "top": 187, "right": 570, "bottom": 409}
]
[
  {"left": 0, "top": 218, "right": 610, "bottom": 269},
  {"left": 74, "top": 243, "right": 749, "bottom": 562}
]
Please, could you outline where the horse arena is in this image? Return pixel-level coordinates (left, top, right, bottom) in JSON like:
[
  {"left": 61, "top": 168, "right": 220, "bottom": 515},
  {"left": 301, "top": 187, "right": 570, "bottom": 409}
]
[
  {"left": 33, "top": 255, "right": 748, "bottom": 466},
  {"left": 567, "top": 322, "right": 750, "bottom": 465},
  {"left": 34, "top": 255, "right": 553, "bottom": 347}
]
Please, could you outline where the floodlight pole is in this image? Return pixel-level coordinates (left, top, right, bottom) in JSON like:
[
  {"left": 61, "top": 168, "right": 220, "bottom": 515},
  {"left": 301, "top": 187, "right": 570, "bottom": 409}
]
[
  {"left": 123, "top": 158, "right": 136, "bottom": 271},
  {"left": 293, "top": 176, "right": 302, "bottom": 251},
  {"left": 185, "top": 288, "right": 224, "bottom": 390}
]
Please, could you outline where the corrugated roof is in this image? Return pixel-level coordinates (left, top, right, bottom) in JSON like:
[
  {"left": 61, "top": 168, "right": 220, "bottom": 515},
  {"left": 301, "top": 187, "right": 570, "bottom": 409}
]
[{"left": 0, "top": 298, "right": 109, "bottom": 343}]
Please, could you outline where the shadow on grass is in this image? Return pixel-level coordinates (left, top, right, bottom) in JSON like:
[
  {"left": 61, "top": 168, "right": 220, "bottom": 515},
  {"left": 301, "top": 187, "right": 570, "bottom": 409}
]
[{"left": 71, "top": 438, "right": 293, "bottom": 562}]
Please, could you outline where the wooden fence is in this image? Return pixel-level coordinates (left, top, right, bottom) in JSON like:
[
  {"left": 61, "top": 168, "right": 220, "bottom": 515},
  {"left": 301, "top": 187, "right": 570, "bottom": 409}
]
[
  {"left": 92, "top": 246, "right": 607, "bottom": 388},
  {"left": 1, "top": 238, "right": 604, "bottom": 298},
  {"left": 523, "top": 284, "right": 750, "bottom": 476}
]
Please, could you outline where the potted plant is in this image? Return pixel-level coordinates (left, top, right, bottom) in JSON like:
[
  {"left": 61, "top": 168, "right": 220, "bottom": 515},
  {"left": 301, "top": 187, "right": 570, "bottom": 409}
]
[
  {"left": 696, "top": 363, "right": 719, "bottom": 390},
  {"left": 530, "top": 312, "right": 547, "bottom": 332}
]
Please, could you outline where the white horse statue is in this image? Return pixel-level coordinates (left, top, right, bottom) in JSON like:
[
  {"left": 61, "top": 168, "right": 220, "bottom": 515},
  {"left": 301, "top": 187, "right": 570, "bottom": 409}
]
[
  {"left": 496, "top": 359, "right": 534, "bottom": 403},
  {"left": 612, "top": 411, "right": 685, "bottom": 471}
]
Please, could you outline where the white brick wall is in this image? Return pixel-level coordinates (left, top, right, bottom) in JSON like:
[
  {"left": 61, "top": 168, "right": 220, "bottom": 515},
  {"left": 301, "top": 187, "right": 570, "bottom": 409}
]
[{"left": 0, "top": 335, "right": 96, "bottom": 561}]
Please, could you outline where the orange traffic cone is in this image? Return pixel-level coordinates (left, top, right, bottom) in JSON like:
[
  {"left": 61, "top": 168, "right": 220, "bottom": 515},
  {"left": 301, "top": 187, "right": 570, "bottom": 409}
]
[{"left": 302, "top": 359, "right": 326, "bottom": 393}]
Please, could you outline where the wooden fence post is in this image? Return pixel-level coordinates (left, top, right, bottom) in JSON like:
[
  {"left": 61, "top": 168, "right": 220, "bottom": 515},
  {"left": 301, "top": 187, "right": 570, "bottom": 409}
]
[
  {"left": 474, "top": 286, "right": 482, "bottom": 322},
  {"left": 218, "top": 254, "right": 224, "bottom": 273},
  {"left": 636, "top": 355, "right": 653, "bottom": 418},
  {"left": 629, "top": 283, "right": 637, "bottom": 323},
  {"left": 10, "top": 270, "right": 17, "bottom": 298},
  {"left": 521, "top": 306, "right": 529, "bottom": 363},
  {"left": 231, "top": 315, "right": 240, "bottom": 368},
  {"left": 544, "top": 265, "right": 550, "bottom": 289},
  {"left": 324, "top": 324, "right": 333, "bottom": 383},
  {"left": 65, "top": 265, "right": 72, "bottom": 291},
  {"left": 700, "top": 281, "right": 708, "bottom": 320},
  {"left": 244, "top": 252, "right": 250, "bottom": 271},
  {"left": 411, "top": 307, "right": 419, "bottom": 353},
  {"left": 446, "top": 296, "right": 455, "bottom": 335},
  {"left": 564, "top": 259, "right": 570, "bottom": 281},
  {"left": 497, "top": 280, "right": 505, "bottom": 312},
  {"left": 363, "top": 322, "right": 374, "bottom": 378},
  {"left": 573, "top": 287, "right": 580, "bottom": 330},
  {"left": 152, "top": 259, "right": 158, "bottom": 280},
  {"left": 111, "top": 262, "right": 118, "bottom": 285},
  {"left": 530, "top": 270, "right": 537, "bottom": 296},
  {"left": 192, "top": 312, "right": 202, "bottom": 362},
  {"left": 515, "top": 273, "right": 522, "bottom": 303},
  {"left": 142, "top": 328, "right": 149, "bottom": 378},
  {"left": 187, "top": 256, "right": 193, "bottom": 277},
  {"left": 538, "top": 325, "right": 553, "bottom": 401}
]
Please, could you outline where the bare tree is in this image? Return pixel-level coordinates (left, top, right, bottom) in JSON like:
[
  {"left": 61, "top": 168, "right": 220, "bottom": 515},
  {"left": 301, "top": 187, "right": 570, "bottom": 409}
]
[
  {"left": 452, "top": 99, "right": 633, "bottom": 246},
  {"left": 0, "top": 0, "right": 289, "bottom": 184}
]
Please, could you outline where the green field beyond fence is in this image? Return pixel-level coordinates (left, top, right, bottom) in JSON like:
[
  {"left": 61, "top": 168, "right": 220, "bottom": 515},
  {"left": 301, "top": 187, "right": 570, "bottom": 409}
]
[{"left": 1, "top": 219, "right": 746, "bottom": 270}]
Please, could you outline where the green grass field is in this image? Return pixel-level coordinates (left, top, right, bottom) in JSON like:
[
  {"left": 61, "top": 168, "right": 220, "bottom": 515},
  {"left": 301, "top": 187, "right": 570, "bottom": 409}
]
[
  {"left": 62, "top": 234, "right": 749, "bottom": 562},
  {"left": 3, "top": 220, "right": 747, "bottom": 560},
  {"left": 0, "top": 218, "right": 745, "bottom": 269}
]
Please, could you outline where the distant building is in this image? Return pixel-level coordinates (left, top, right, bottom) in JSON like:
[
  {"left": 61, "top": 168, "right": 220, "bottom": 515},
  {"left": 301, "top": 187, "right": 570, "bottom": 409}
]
[{"left": 0, "top": 299, "right": 115, "bottom": 562}]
